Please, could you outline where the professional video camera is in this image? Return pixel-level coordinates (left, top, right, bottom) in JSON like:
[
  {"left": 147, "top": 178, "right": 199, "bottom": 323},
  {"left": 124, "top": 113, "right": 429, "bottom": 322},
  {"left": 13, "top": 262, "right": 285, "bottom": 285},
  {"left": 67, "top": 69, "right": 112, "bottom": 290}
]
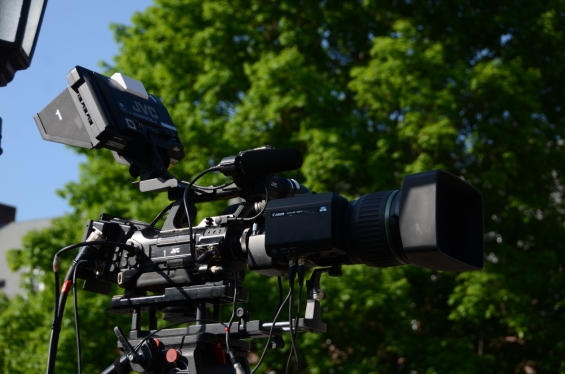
[{"left": 35, "top": 66, "right": 484, "bottom": 374}]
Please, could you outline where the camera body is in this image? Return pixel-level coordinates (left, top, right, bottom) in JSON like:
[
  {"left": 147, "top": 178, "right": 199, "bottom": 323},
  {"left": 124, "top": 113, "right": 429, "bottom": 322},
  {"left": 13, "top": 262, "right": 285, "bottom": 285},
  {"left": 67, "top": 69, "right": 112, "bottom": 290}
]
[
  {"left": 37, "top": 66, "right": 485, "bottom": 374},
  {"left": 36, "top": 66, "right": 484, "bottom": 295},
  {"left": 77, "top": 171, "right": 483, "bottom": 296}
]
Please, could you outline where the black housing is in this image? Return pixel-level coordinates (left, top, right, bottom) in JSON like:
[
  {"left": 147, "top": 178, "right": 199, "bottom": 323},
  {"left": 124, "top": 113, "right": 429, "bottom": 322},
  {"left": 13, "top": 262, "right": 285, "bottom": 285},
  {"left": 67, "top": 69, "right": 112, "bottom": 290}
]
[
  {"left": 34, "top": 66, "right": 185, "bottom": 181},
  {"left": 397, "top": 170, "right": 483, "bottom": 271}
]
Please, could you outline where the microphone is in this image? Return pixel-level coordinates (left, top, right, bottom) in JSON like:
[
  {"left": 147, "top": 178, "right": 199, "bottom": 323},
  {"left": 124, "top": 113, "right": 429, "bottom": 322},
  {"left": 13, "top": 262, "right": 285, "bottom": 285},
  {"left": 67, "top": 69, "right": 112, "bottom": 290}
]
[{"left": 219, "top": 147, "right": 303, "bottom": 176}]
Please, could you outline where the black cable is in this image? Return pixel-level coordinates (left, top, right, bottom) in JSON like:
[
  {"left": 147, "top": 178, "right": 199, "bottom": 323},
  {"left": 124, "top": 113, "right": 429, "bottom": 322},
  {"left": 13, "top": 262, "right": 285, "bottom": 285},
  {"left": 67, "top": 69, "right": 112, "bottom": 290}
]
[
  {"left": 274, "top": 276, "right": 283, "bottom": 319},
  {"left": 286, "top": 259, "right": 302, "bottom": 374},
  {"left": 287, "top": 258, "right": 306, "bottom": 371},
  {"left": 286, "top": 286, "right": 299, "bottom": 374},
  {"left": 149, "top": 201, "right": 174, "bottom": 227},
  {"left": 51, "top": 240, "right": 136, "bottom": 315},
  {"left": 54, "top": 241, "right": 138, "bottom": 259},
  {"left": 47, "top": 241, "right": 137, "bottom": 374},
  {"left": 251, "top": 290, "right": 292, "bottom": 374},
  {"left": 228, "top": 177, "right": 269, "bottom": 222},
  {"left": 72, "top": 261, "right": 89, "bottom": 374},
  {"left": 181, "top": 180, "right": 235, "bottom": 191},
  {"left": 183, "top": 166, "right": 220, "bottom": 257},
  {"left": 286, "top": 282, "right": 304, "bottom": 372},
  {"left": 225, "top": 267, "right": 240, "bottom": 367},
  {"left": 250, "top": 276, "right": 285, "bottom": 373},
  {"left": 47, "top": 261, "right": 78, "bottom": 374},
  {"left": 50, "top": 240, "right": 137, "bottom": 363},
  {"left": 53, "top": 271, "right": 60, "bottom": 324},
  {"left": 295, "top": 282, "right": 303, "bottom": 335}
]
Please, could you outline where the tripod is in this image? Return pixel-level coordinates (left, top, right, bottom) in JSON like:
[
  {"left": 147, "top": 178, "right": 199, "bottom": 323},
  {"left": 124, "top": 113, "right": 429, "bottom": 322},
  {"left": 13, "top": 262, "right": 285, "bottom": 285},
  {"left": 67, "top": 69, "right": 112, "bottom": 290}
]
[{"left": 101, "top": 268, "right": 340, "bottom": 374}]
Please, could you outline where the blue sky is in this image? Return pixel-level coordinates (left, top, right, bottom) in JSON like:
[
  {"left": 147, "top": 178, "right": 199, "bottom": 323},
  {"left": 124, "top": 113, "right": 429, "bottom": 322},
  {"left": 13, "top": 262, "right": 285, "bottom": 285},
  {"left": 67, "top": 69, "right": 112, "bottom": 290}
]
[{"left": 0, "top": 1, "right": 154, "bottom": 221}]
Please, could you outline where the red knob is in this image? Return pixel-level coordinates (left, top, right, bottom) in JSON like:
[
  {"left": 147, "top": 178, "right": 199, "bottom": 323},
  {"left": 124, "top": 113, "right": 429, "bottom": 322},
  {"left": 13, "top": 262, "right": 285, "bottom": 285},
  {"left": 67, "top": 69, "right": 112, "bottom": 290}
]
[
  {"left": 152, "top": 338, "right": 162, "bottom": 348},
  {"left": 166, "top": 349, "right": 181, "bottom": 363}
]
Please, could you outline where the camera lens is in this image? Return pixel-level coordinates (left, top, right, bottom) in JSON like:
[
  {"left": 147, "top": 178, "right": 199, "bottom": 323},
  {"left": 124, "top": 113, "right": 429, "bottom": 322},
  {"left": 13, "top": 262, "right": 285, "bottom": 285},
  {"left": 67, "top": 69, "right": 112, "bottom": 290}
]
[{"left": 347, "top": 190, "right": 407, "bottom": 267}]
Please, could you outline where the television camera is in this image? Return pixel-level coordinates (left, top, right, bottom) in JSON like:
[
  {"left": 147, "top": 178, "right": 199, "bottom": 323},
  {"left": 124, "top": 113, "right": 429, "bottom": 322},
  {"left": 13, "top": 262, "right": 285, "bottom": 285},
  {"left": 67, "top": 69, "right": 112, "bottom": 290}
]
[{"left": 35, "top": 66, "right": 484, "bottom": 374}]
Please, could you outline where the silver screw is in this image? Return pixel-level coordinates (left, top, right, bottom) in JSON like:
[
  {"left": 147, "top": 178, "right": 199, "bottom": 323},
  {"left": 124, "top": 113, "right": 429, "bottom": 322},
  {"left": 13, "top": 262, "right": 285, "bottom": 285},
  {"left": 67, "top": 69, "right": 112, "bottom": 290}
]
[{"left": 313, "top": 288, "right": 325, "bottom": 300}]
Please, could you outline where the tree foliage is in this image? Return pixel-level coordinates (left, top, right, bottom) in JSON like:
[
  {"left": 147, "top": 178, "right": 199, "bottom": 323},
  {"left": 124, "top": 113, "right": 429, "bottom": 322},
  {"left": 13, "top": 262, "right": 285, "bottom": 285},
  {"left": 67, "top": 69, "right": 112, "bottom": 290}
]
[{"left": 2, "top": 0, "right": 565, "bottom": 373}]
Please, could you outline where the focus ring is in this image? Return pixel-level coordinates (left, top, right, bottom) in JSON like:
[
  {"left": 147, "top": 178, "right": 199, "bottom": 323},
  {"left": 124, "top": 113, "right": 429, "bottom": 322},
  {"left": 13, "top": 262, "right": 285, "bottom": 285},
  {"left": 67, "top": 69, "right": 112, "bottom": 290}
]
[{"left": 350, "top": 191, "right": 401, "bottom": 268}]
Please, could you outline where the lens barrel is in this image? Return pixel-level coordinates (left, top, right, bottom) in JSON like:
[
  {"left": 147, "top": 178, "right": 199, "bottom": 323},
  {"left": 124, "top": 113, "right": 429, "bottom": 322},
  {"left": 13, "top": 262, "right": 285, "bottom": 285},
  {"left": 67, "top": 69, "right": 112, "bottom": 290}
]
[{"left": 347, "top": 190, "right": 406, "bottom": 267}]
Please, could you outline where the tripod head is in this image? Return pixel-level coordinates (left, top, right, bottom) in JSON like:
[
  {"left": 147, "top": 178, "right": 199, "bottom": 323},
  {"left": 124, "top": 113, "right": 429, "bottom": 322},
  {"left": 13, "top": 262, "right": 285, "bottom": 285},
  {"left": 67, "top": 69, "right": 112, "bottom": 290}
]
[{"left": 99, "top": 268, "right": 338, "bottom": 374}]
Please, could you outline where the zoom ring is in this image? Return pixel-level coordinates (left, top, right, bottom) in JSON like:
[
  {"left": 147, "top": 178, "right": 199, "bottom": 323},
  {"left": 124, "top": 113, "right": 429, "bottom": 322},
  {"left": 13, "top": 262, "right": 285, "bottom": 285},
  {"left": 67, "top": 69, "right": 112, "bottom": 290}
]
[{"left": 354, "top": 191, "right": 401, "bottom": 267}]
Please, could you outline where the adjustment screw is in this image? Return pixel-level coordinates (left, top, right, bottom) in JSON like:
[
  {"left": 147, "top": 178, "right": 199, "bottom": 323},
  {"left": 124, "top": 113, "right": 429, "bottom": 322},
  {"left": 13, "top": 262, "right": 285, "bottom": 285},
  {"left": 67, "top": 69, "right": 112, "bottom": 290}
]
[
  {"left": 313, "top": 288, "right": 325, "bottom": 301},
  {"left": 128, "top": 256, "right": 138, "bottom": 266}
]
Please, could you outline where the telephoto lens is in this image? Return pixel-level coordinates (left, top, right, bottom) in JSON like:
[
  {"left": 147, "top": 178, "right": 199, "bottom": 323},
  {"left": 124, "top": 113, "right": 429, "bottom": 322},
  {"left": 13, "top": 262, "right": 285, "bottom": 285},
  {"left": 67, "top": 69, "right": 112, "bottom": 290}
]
[
  {"left": 262, "top": 170, "right": 483, "bottom": 272},
  {"left": 346, "top": 170, "right": 483, "bottom": 271}
]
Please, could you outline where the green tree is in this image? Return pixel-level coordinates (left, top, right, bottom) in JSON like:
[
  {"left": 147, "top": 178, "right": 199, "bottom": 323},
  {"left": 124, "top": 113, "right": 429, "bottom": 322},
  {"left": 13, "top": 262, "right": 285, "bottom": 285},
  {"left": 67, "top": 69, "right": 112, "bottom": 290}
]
[{"left": 2, "top": 0, "right": 565, "bottom": 373}]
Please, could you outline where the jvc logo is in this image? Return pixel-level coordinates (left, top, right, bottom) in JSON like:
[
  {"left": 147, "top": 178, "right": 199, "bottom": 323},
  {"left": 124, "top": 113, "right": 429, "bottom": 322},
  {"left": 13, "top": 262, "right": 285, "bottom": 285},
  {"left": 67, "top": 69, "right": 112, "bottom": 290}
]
[{"left": 132, "top": 101, "right": 159, "bottom": 119}]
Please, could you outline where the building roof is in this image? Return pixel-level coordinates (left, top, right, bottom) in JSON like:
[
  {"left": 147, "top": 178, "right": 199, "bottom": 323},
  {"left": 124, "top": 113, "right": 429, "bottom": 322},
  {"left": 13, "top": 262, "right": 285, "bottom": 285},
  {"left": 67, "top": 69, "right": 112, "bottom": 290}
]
[{"left": 0, "top": 217, "right": 53, "bottom": 297}]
